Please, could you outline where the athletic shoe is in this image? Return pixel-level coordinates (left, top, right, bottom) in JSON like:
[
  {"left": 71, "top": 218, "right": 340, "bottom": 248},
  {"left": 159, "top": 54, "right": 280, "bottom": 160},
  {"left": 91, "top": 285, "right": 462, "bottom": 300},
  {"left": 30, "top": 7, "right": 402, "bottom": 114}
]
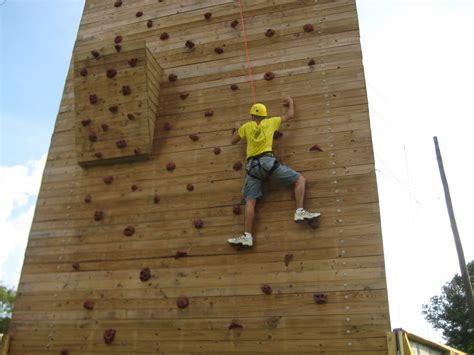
[
  {"left": 294, "top": 208, "right": 321, "bottom": 223},
  {"left": 227, "top": 233, "right": 253, "bottom": 247}
]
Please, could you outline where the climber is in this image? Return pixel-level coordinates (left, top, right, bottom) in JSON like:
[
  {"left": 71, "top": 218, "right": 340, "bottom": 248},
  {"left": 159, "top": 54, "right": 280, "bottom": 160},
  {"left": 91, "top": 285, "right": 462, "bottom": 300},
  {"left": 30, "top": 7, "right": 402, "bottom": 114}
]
[{"left": 227, "top": 97, "right": 321, "bottom": 247}]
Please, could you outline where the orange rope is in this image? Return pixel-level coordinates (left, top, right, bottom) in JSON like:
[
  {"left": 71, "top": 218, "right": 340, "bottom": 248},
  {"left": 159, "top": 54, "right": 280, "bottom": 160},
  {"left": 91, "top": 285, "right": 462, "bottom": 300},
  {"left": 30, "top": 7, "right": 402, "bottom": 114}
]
[{"left": 237, "top": 0, "right": 257, "bottom": 103}]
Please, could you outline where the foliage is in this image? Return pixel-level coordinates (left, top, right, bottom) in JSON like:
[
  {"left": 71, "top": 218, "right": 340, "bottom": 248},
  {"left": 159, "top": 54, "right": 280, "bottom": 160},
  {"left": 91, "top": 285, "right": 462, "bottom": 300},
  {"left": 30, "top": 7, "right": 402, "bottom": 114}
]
[
  {"left": 422, "top": 261, "right": 474, "bottom": 353},
  {"left": 0, "top": 283, "right": 16, "bottom": 334}
]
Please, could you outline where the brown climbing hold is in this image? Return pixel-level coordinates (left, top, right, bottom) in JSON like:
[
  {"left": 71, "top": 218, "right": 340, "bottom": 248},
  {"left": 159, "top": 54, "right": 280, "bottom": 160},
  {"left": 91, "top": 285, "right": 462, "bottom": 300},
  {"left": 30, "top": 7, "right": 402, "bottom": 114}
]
[
  {"left": 115, "top": 44, "right": 122, "bottom": 52},
  {"left": 186, "top": 184, "right": 194, "bottom": 191},
  {"left": 177, "top": 297, "right": 189, "bottom": 309},
  {"left": 230, "top": 20, "right": 239, "bottom": 28},
  {"left": 101, "top": 124, "right": 109, "bottom": 132},
  {"left": 103, "top": 329, "right": 116, "bottom": 345},
  {"left": 204, "top": 110, "right": 214, "bottom": 117},
  {"left": 265, "top": 29, "right": 275, "bottom": 37},
  {"left": 303, "top": 24, "right": 314, "bottom": 32},
  {"left": 180, "top": 92, "right": 189, "bottom": 100},
  {"left": 273, "top": 131, "right": 283, "bottom": 139},
  {"left": 233, "top": 205, "right": 241, "bottom": 215},
  {"left": 103, "top": 176, "right": 114, "bottom": 184},
  {"left": 94, "top": 211, "right": 104, "bottom": 221},
  {"left": 160, "top": 32, "right": 169, "bottom": 40},
  {"left": 91, "top": 50, "right": 100, "bottom": 58},
  {"left": 109, "top": 105, "right": 118, "bottom": 113},
  {"left": 116, "top": 139, "right": 127, "bottom": 149},
  {"left": 127, "top": 113, "right": 135, "bottom": 120},
  {"left": 122, "top": 85, "right": 131, "bottom": 96},
  {"left": 230, "top": 84, "right": 239, "bottom": 91},
  {"left": 314, "top": 293, "right": 328, "bottom": 304},
  {"left": 189, "top": 134, "right": 199, "bottom": 142},
  {"left": 72, "top": 262, "right": 80, "bottom": 271},
  {"left": 163, "top": 122, "right": 172, "bottom": 131},
  {"left": 147, "top": 20, "right": 153, "bottom": 28},
  {"left": 214, "top": 47, "right": 224, "bottom": 54},
  {"left": 228, "top": 320, "right": 243, "bottom": 329},
  {"left": 175, "top": 251, "right": 187, "bottom": 258},
  {"left": 166, "top": 161, "right": 176, "bottom": 171},
  {"left": 284, "top": 253, "right": 293, "bottom": 266},
  {"left": 95, "top": 152, "right": 103, "bottom": 158},
  {"left": 83, "top": 300, "right": 95, "bottom": 310},
  {"left": 61, "top": 350, "right": 69, "bottom": 355},
  {"left": 131, "top": 184, "right": 138, "bottom": 191},
  {"left": 194, "top": 218, "right": 204, "bottom": 229},
  {"left": 123, "top": 226, "right": 135, "bottom": 237},
  {"left": 168, "top": 74, "right": 178, "bottom": 82},
  {"left": 140, "top": 267, "right": 151, "bottom": 282},
  {"left": 136, "top": 11, "right": 143, "bottom": 17},
  {"left": 84, "top": 194, "right": 92, "bottom": 203},
  {"left": 106, "top": 69, "right": 117, "bottom": 78},
  {"left": 153, "top": 194, "right": 160, "bottom": 204},
  {"left": 134, "top": 148, "right": 141, "bottom": 155},
  {"left": 233, "top": 162, "right": 243, "bottom": 171},
  {"left": 204, "top": 12, "right": 212, "bottom": 20},
  {"left": 264, "top": 72, "right": 275, "bottom": 81},
  {"left": 114, "top": 0, "right": 122, "bottom": 7},
  {"left": 89, "top": 132, "right": 98, "bottom": 142},
  {"left": 89, "top": 94, "right": 98, "bottom": 104},
  {"left": 261, "top": 284, "right": 273, "bottom": 295},
  {"left": 185, "top": 40, "right": 195, "bottom": 49},
  {"left": 309, "top": 144, "right": 323, "bottom": 152},
  {"left": 308, "top": 58, "right": 315, "bottom": 66},
  {"left": 128, "top": 58, "right": 138, "bottom": 67},
  {"left": 80, "top": 68, "right": 88, "bottom": 77},
  {"left": 213, "top": 147, "right": 221, "bottom": 155},
  {"left": 114, "top": 35, "right": 123, "bottom": 44},
  {"left": 81, "top": 119, "right": 91, "bottom": 127}
]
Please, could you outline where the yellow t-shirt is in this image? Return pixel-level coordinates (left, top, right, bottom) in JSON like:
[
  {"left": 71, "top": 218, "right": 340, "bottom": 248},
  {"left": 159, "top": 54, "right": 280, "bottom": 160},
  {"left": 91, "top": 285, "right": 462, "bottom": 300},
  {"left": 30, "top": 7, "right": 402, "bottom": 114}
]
[{"left": 238, "top": 117, "right": 281, "bottom": 159}]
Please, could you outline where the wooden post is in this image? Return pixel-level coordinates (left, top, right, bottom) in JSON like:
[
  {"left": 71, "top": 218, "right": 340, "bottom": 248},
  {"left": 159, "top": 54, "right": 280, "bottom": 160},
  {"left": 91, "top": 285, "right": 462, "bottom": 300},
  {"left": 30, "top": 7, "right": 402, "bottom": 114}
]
[{"left": 433, "top": 136, "right": 474, "bottom": 328}]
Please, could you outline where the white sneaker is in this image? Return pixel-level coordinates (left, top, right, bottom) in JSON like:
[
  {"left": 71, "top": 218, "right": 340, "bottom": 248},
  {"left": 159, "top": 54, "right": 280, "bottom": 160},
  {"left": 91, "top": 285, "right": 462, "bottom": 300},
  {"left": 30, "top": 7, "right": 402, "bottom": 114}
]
[
  {"left": 294, "top": 208, "right": 321, "bottom": 223},
  {"left": 227, "top": 233, "right": 253, "bottom": 247}
]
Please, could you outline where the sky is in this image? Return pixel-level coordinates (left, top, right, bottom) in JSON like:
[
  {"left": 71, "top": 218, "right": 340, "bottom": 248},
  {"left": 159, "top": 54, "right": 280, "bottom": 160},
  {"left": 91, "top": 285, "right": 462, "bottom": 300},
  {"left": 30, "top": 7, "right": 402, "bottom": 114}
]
[{"left": 1, "top": 0, "right": 473, "bottom": 346}]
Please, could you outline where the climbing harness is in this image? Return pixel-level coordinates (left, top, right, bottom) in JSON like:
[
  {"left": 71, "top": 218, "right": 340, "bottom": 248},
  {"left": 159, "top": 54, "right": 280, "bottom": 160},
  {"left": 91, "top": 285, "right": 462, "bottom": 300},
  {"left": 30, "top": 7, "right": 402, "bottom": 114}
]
[
  {"left": 237, "top": 0, "right": 257, "bottom": 103},
  {"left": 246, "top": 152, "right": 280, "bottom": 180}
]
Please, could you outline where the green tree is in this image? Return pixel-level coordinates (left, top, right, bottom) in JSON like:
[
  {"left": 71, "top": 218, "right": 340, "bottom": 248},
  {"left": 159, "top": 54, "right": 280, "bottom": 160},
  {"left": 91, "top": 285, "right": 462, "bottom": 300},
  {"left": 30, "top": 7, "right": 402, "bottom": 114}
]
[
  {"left": 0, "top": 283, "right": 16, "bottom": 334},
  {"left": 422, "top": 260, "right": 474, "bottom": 353}
]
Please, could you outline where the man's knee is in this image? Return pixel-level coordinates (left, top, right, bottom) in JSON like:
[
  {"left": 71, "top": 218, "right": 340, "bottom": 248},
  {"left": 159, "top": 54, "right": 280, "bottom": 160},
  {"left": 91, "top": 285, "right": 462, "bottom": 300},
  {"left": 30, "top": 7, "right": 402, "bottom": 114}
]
[{"left": 296, "top": 175, "right": 305, "bottom": 185}]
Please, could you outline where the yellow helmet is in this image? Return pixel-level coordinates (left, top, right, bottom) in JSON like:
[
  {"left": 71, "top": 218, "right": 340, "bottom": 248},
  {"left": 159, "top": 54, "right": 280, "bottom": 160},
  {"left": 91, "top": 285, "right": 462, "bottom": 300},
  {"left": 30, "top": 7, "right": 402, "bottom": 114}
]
[{"left": 250, "top": 103, "right": 267, "bottom": 117}]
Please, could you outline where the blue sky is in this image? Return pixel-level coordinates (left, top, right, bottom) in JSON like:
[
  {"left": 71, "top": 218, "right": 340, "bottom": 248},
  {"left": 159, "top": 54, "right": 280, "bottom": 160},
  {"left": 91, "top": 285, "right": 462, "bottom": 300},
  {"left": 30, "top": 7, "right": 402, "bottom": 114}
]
[{"left": 1, "top": 0, "right": 473, "bottom": 346}]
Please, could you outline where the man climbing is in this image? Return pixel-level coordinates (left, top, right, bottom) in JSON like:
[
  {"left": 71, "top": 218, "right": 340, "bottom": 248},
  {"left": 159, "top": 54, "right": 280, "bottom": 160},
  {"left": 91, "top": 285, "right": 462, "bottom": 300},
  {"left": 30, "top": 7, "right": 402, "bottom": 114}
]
[{"left": 228, "top": 97, "right": 321, "bottom": 247}]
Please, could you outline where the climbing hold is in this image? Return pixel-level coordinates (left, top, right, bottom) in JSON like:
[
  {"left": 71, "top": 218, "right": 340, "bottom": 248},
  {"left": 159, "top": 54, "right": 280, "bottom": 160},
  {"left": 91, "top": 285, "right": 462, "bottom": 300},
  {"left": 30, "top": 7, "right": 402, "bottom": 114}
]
[
  {"left": 194, "top": 218, "right": 204, "bottom": 229},
  {"left": 204, "top": 12, "right": 212, "bottom": 20},
  {"left": 94, "top": 211, "right": 104, "bottom": 221},
  {"left": 314, "top": 293, "right": 328, "bottom": 304},
  {"left": 88, "top": 132, "right": 98, "bottom": 142},
  {"left": 114, "top": 35, "right": 123, "bottom": 44},
  {"left": 106, "top": 69, "right": 117, "bottom": 78},
  {"left": 134, "top": 148, "right": 141, "bottom": 155},
  {"left": 204, "top": 110, "right": 214, "bottom": 117},
  {"left": 214, "top": 47, "right": 224, "bottom": 54},
  {"left": 127, "top": 113, "right": 135, "bottom": 120},
  {"left": 189, "top": 134, "right": 199, "bottom": 142},
  {"left": 265, "top": 29, "right": 275, "bottom": 37},
  {"left": 153, "top": 194, "right": 160, "bottom": 204},
  {"left": 91, "top": 50, "right": 100, "bottom": 58},
  {"left": 166, "top": 161, "right": 176, "bottom": 171},
  {"left": 103, "top": 176, "right": 114, "bottom": 184},
  {"left": 175, "top": 251, "right": 187, "bottom": 258},
  {"left": 115, "top": 44, "right": 122, "bottom": 52},
  {"left": 230, "top": 84, "right": 239, "bottom": 91},
  {"left": 180, "top": 92, "right": 189, "bottom": 100},
  {"left": 186, "top": 184, "right": 194, "bottom": 191},
  {"left": 136, "top": 11, "right": 143, "bottom": 17},
  {"left": 177, "top": 297, "right": 189, "bottom": 309},
  {"left": 84, "top": 194, "right": 92, "bottom": 203},
  {"left": 147, "top": 20, "right": 153, "bottom": 28},
  {"left": 95, "top": 152, "right": 103, "bottom": 158},
  {"left": 261, "top": 284, "right": 273, "bottom": 295},
  {"left": 103, "top": 329, "right": 116, "bottom": 345},
  {"left": 168, "top": 74, "right": 178, "bottom": 82},
  {"left": 101, "top": 124, "right": 109, "bottom": 132},
  {"left": 140, "top": 267, "right": 151, "bottom": 282},
  {"left": 185, "top": 40, "right": 195, "bottom": 49},
  {"left": 284, "top": 253, "right": 293, "bottom": 266},
  {"left": 81, "top": 119, "right": 91, "bottom": 127},
  {"left": 123, "top": 226, "right": 135, "bottom": 237},
  {"left": 83, "top": 300, "right": 95, "bottom": 310},
  {"left": 89, "top": 94, "right": 98, "bottom": 104},
  {"left": 122, "top": 85, "right": 131, "bottom": 96},
  {"left": 109, "top": 105, "right": 118, "bottom": 113},
  {"left": 116, "top": 139, "right": 127, "bottom": 149},
  {"left": 308, "top": 58, "right": 315, "bottom": 66},
  {"left": 72, "top": 262, "right": 80, "bottom": 271},
  {"left": 230, "top": 20, "right": 239, "bottom": 28},
  {"left": 163, "top": 122, "right": 172, "bottom": 131},
  {"left": 303, "top": 24, "right": 314, "bottom": 33},
  {"left": 61, "top": 350, "right": 69, "bottom": 355},
  {"left": 80, "top": 68, "right": 88, "bottom": 77},
  {"left": 309, "top": 144, "right": 323, "bottom": 152},
  {"left": 233, "top": 162, "right": 243, "bottom": 171},
  {"left": 114, "top": 0, "right": 122, "bottom": 7},
  {"left": 213, "top": 147, "right": 221, "bottom": 155},
  {"left": 273, "top": 131, "right": 283, "bottom": 139},
  {"left": 264, "top": 72, "right": 275, "bottom": 81},
  {"left": 131, "top": 184, "right": 138, "bottom": 191},
  {"left": 233, "top": 205, "right": 241, "bottom": 215},
  {"left": 128, "top": 58, "right": 138, "bottom": 67},
  {"left": 228, "top": 320, "right": 243, "bottom": 329},
  {"left": 160, "top": 32, "right": 169, "bottom": 40}
]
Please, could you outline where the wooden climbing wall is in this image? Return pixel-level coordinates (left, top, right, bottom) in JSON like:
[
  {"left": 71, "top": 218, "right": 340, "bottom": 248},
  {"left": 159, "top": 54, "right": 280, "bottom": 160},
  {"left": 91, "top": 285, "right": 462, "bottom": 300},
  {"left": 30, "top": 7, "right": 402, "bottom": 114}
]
[{"left": 9, "top": 0, "right": 391, "bottom": 354}]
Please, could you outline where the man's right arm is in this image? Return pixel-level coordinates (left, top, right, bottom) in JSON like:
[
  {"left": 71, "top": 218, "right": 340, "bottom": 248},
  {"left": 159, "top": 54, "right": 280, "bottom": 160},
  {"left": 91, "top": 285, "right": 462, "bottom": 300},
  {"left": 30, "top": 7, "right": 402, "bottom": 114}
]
[{"left": 282, "top": 97, "right": 295, "bottom": 123}]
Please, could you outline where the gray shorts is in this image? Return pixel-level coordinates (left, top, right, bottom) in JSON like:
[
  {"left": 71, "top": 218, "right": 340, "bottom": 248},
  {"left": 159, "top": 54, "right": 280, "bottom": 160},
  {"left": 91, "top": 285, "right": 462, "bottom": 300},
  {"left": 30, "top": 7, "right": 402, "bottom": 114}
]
[{"left": 242, "top": 155, "right": 300, "bottom": 201}]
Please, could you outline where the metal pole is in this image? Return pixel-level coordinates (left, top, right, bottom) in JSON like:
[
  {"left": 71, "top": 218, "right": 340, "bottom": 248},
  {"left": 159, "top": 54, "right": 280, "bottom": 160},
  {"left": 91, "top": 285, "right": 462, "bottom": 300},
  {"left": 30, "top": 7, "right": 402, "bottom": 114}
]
[{"left": 433, "top": 136, "right": 474, "bottom": 328}]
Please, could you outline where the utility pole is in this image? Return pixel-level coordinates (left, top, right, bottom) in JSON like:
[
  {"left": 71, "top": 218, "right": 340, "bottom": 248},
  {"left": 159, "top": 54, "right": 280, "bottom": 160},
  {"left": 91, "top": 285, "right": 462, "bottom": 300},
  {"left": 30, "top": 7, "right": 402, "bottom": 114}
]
[{"left": 433, "top": 136, "right": 474, "bottom": 328}]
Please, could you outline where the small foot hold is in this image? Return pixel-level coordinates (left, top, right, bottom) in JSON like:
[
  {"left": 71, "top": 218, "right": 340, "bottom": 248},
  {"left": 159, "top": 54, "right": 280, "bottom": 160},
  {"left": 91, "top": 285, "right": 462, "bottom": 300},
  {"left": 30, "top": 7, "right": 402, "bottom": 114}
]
[{"left": 308, "top": 215, "right": 321, "bottom": 229}]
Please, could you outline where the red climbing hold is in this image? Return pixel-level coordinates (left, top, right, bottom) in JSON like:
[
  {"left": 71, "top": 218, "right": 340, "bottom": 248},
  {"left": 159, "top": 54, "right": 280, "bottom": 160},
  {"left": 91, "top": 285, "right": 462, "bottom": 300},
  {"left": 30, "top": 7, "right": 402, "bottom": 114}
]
[
  {"left": 230, "top": 20, "right": 239, "bottom": 28},
  {"left": 204, "top": 110, "right": 214, "bottom": 117},
  {"left": 233, "top": 162, "right": 243, "bottom": 171},
  {"left": 131, "top": 184, "right": 138, "bottom": 191},
  {"left": 180, "top": 92, "right": 189, "bottom": 100},
  {"left": 134, "top": 148, "right": 141, "bottom": 155},
  {"left": 91, "top": 50, "right": 100, "bottom": 58},
  {"left": 122, "top": 85, "right": 131, "bottom": 96},
  {"left": 114, "top": 35, "right": 123, "bottom": 44},
  {"left": 303, "top": 24, "right": 314, "bottom": 33},
  {"left": 116, "top": 139, "right": 127, "bottom": 149},
  {"left": 214, "top": 47, "right": 224, "bottom": 54},
  {"left": 154, "top": 194, "right": 160, "bottom": 204},
  {"left": 123, "top": 226, "right": 135, "bottom": 237},
  {"left": 80, "top": 68, "right": 88, "bottom": 77},
  {"left": 89, "top": 132, "right": 98, "bottom": 142},
  {"left": 61, "top": 350, "right": 69, "bottom": 355},
  {"left": 136, "top": 11, "right": 143, "bottom": 17},
  {"left": 94, "top": 211, "right": 104, "bottom": 221},
  {"left": 194, "top": 218, "right": 204, "bottom": 229},
  {"left": 233, "top": 205, "right": 242, "bottom": 215},
  {"left": 273, "top": 131, "right": 283, "bottom": 139},
  {"left": 265, "top": 29, "right": 275, "bottom": 37},
  {"left": 166, "top": 161, "right": 176, "bottom": 171},
  {"left": 72, "top": 262, "right": 80, "bottom": 271},
  {"left": 81, "top": 119, "right": 91, "bottom": 127},
  {"left": 95, "top": 152, "right": 103, "bottom": 158},
  {"left": 128, "top": 58, "right": 138, "bottom": 67},
  {"left": 314, "top": 293, "right": 328, "bottom": 304},
  {"left": 103, "top": 329, "right": 116, "bottom": 345},
  {"left": 186, "top": 184, "right": 194, "bottom": 191},
  {"left": 309, "top": 144, "right": 323, "bottom": 152},
  {"left": 83, "top": 300, "right": 95, "bottom": 310},
  {"left": 84, "top": 194, "right": 92, "bottom": 203},
  {"left": 140, "top": 267, "right": 151, "bottom": 282},
  {"left": 114, "top": 0, "right": 122, "bottom": 7},
  {"left": 177, "top": 297, "right": 189, "bottom": 309},
  {"left": 230, "top": 84, "right": 239, "bottom": 91},
  {"left": 127, "top": 113, "right": 135, "bottom": 120},
  {"left": 264, "top": 72, "right": 275, "bottom": 81},
  {"left": 189, "top": 134, "right": 199, "bottom": 142},
  {"left": 228, "top": 320, "right": 243, "bottom": 329},
  {"left": 175, "top": 251, "right": 188, "bottom": 258},
  {"left": 147, "top": 20, "right": 153, "bottom": 28},
  {"left": 261, "top": 284, "right": 273, "bottom": 295},
  {"left": 204, "top": 12, "right": 212, "bottom": 20},
  {"left": 284, "top": 253, "right": 294, "bottom": 266},
  {"left": 160, "top": 32, "right": 169, "bottom": 40},
  {"left": 103, "top": 176, "right": 114, "bottom": 184},
  {"left": 163, "top": 122, "right": 172, "bottom": 131},
  {"left": 106, "top": 69, "right": 117, "bottom": 78},
  {"left": 308, "top": 58, "right": 316, "bottom": 66},
  {"left": 185, "top": 40, "right": 195, "bottom": 49},
  {"left": 89, "top": 94, "right": 98, "bottom": 104},
  {"left": 101, "top": 124, "right": 109, "bottom": 132},
  {"left": 115, "top": 44, "right": 122, "bottom": 52},
  {"left": 168, "top": 74, "right": 178, "bottom": 82},
  {"left": 109, "top": 105, "right": 118, "bottom": 113},
  {"left": 213, "top": 147, "right": 221, "bottom": 155}
]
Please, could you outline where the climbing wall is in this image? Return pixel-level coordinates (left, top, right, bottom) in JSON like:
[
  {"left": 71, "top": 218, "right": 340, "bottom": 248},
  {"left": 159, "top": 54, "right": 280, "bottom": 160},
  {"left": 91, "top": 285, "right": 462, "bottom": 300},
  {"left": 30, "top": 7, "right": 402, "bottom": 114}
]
[{"left": 9, "top": 0, "right": 391, "bottom": 354}]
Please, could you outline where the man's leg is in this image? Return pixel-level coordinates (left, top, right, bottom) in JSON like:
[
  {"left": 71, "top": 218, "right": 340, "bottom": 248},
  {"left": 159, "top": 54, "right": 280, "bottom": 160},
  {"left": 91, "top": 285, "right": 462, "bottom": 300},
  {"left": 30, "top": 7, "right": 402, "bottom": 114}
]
[
  {"left": 294, "top": 175, "right": 306, "bottom": 209},
  {"left": 244, "top": 199, "right": 257, "bottom": 234}
]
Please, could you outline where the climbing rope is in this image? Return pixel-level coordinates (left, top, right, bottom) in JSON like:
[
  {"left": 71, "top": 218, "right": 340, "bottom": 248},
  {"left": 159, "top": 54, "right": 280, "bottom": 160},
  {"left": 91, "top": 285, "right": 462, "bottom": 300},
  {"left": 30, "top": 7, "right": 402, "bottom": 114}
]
[{"left": 237, "top": 0, "right": 257, "bottom": 103}]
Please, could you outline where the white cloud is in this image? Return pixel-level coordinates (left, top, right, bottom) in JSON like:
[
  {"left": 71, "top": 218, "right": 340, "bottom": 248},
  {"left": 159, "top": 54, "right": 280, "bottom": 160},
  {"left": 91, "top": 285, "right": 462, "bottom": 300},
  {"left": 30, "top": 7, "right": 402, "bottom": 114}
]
[{"left": 0, "top": 154, "right": 46, "bottom": 287}]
